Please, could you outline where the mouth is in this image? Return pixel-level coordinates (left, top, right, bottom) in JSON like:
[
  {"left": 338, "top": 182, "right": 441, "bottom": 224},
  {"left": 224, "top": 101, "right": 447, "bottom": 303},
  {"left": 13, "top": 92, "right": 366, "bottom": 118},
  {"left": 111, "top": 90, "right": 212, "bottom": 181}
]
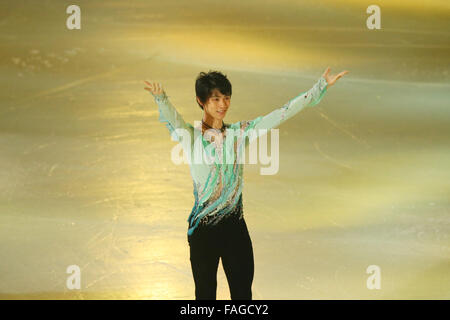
[{"left": 217, "top": 109, "right": 226, "bottom": 115}]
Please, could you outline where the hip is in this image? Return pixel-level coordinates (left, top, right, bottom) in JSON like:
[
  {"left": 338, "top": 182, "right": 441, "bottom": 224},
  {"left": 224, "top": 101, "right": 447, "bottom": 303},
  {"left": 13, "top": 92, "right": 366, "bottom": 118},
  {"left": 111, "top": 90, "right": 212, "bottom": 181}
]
[{"left": 187, "top": 213, "right": 250, "bottom": 245}]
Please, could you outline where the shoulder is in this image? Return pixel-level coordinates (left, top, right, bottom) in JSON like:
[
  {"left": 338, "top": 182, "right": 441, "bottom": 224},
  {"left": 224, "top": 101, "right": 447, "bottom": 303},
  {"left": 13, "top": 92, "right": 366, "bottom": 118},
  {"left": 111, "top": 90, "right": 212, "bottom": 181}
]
[
  {"left": 224, "top": 121, "right": 241, "bottom": 130},
  {"left": 224, "top": 120, "right": 251, "bottom": 130},
  {"left": 239, "top": 117, "right": 264, "bottom": 132}
]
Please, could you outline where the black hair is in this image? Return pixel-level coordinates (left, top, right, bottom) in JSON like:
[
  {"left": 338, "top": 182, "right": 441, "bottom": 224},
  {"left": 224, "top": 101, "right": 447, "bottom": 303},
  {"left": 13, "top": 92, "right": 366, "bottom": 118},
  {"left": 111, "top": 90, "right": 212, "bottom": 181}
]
[{"left": 195, "top": 70, "right": 232, "bottom": 110}]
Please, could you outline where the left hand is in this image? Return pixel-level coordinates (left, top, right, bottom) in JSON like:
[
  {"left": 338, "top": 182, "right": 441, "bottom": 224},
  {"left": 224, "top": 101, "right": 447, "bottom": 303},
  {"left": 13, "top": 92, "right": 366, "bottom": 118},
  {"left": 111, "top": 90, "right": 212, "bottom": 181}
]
[{"left": 322, "top": 67, "right": 349, "bottom": 88}]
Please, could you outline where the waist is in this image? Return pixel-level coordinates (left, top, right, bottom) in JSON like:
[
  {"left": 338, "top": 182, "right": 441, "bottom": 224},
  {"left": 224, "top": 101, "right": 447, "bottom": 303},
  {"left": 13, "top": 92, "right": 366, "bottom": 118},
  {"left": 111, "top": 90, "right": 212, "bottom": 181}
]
[
  {"left": 187, "top": 211, "right": 246, "bottom": 242},
  {"left": 197, "top": 203, "right": 242, "bottom": 227}
]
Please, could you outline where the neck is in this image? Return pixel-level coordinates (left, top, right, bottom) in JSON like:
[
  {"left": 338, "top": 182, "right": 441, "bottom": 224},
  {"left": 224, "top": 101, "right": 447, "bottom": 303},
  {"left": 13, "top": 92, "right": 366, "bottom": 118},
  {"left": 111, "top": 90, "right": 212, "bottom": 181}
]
[{"left": 202, "top": 114, "right": 224, "bottom": 130}]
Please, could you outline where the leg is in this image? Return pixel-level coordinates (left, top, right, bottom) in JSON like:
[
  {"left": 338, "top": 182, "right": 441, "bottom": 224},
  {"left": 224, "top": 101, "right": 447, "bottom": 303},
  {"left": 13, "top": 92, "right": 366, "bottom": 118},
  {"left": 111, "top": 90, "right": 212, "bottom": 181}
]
[
  {"left": 189, "top": 233, "right": 220, "bottom": 300},
  {"left": 221, "top": 218, "right": 254, "bottom": 300}
]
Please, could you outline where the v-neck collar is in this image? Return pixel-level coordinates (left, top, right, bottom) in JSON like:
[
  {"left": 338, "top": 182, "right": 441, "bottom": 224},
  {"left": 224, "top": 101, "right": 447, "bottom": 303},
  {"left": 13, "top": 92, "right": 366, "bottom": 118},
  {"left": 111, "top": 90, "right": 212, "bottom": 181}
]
[{"left": 195, "top": 122, "right": 230, "bottom": 148}]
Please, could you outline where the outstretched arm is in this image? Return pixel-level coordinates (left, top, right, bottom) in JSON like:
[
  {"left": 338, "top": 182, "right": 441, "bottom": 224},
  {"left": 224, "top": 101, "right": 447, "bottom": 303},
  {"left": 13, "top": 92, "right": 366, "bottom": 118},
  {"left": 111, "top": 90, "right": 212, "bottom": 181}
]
[
  {"left": 243, "top": 67, "right": 349, "bottom": 144},
  {"left": 144, "top": 81, "right": 193, "bottom": 143}
]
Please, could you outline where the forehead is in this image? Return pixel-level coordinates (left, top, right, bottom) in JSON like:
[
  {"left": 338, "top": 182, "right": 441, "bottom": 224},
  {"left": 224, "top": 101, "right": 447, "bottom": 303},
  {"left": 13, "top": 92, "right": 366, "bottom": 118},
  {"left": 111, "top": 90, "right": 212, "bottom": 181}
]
[{"left": 210, "top": 89, "right": 230, "bottom": 97}]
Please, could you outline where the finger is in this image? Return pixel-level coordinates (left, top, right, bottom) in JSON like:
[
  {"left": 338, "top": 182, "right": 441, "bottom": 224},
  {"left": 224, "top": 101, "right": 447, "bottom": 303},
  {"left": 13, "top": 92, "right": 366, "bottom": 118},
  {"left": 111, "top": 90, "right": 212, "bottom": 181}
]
[
  {"left": 336, "top": 71, "right": 348, "bottom": 80},
  {"left": 331, "top": 73, "right": 345, "bottom": 84},
  {"left": 145, "top": 81, "right": 155, "bottom": 92},
  {"left": 324, "top": 66, "right": 331, "bottom": 77}
]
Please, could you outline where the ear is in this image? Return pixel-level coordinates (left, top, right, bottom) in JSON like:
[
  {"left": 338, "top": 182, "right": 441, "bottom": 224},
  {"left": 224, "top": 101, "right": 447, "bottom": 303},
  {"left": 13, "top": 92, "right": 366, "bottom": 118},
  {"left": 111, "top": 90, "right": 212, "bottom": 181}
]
[{"left": 196, "top": 96, "right": 204, "bottom": 107}]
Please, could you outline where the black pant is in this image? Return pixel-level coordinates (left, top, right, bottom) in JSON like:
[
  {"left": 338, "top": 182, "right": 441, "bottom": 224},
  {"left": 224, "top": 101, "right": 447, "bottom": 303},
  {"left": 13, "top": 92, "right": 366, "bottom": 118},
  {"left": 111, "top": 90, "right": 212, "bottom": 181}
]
[{"left": 188, "top": 215, "right": 254, "bottom": 300}]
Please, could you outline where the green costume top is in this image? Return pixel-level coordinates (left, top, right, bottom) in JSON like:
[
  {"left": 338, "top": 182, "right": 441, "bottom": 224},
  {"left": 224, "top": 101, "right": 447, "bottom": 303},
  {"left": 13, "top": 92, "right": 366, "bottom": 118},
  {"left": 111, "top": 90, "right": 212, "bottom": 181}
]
[{"left": 150, "top": 75, "right": 328, "bottom": 236}]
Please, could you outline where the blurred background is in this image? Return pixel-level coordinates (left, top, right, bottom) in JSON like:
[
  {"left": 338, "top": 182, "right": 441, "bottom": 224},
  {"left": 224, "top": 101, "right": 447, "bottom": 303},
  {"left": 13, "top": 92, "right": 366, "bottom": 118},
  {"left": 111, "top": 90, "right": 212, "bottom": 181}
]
[{"left": 0, "top": 0, "right": 449, "bottom": 299}]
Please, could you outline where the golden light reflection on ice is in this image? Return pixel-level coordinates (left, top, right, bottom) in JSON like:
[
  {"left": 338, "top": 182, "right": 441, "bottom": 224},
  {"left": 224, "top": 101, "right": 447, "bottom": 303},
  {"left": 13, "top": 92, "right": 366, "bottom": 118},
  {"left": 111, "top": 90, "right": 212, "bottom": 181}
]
[{"left": 0, "top": 0, "right": 448, "bottom": 299}]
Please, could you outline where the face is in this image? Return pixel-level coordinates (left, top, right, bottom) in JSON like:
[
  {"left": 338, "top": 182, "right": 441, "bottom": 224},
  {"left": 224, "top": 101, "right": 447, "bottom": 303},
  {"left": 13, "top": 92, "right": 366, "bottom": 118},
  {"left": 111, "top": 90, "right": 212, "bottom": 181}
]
[{"left": 198, "top": 88, "right": 231, "bottom": 120}]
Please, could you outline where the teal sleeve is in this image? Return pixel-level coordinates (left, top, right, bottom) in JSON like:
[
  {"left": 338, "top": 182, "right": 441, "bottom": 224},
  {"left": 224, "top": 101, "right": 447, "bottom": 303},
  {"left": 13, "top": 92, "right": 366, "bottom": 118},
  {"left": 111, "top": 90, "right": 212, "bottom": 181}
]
[
  {"left": 244, "top": 75, "right": 328, "bottom": 144},
  {"left": 150, "top": 91, "right": 193, "bottom": 143}
]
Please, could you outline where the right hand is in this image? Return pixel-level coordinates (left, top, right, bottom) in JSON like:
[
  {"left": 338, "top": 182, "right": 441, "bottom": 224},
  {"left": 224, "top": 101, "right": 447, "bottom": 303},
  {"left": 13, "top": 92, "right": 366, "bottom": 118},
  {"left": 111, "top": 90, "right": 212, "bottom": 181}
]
[{"left": 144, "top": 81, "right": 164, "bottom": 95}]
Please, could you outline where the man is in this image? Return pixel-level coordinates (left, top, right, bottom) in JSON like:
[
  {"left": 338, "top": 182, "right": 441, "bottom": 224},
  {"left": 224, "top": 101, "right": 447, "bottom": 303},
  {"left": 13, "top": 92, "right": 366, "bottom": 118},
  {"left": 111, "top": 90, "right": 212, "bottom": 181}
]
[{"left": 144, "top": 67, "right": 348, "bottom": 299}]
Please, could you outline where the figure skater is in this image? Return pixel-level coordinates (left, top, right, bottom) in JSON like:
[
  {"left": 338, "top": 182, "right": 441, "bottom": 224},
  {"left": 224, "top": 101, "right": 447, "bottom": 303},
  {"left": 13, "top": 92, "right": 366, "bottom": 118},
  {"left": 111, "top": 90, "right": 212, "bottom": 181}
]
[{"left": 143, "top": 67, "right": 349, "bottom": 300}]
